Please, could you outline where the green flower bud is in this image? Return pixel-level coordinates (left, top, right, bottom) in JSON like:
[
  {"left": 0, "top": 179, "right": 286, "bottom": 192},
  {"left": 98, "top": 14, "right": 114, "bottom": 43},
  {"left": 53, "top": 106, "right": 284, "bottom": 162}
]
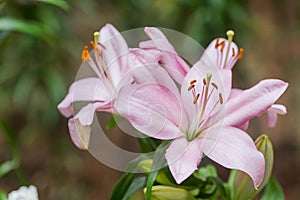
[
  {"left": 145, "top": 186, "right": 194, "bottom": 200},
  {"left": 234, "top": 134, "right": 274, "bottom": 200}
]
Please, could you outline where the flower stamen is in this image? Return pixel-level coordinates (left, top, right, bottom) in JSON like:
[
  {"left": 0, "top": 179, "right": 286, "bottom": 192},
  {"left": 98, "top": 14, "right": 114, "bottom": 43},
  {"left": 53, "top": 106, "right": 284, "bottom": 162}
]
[
  {"left": 222, "top": 30, "right": 234, "bottom": 69},
  {"left": 81, "top": 46, "right": 91, "bottom": 61}
]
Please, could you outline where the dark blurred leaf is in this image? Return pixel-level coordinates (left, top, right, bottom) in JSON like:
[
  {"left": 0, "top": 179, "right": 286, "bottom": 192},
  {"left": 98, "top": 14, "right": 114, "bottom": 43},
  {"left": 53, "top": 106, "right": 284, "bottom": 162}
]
[
  {"left": 261, "top": 176, "right": 284, "bottom": 200},
  {"left": 137, "top": 134, "right": 160, "bottom": 153},
  {"left": 34, "top": 0, "right": 70, "bottom": 12},
  {"left": 122, "top": 176, "right": 146, "bottom": 200},
  {"left": 106, "top": 114, "right": 123, "bottom": 130},
  {"left": 0, "top": 18, "right": 48, "bottom": 41},
  {"left": 13, "top": 71, "right": 36, "bottom": 107},
  {"left": 110, "top": 173, "right": 135, "bottom": 200},
  {"left": 0, "top": 120, "right": 20, "bottom": 177}
]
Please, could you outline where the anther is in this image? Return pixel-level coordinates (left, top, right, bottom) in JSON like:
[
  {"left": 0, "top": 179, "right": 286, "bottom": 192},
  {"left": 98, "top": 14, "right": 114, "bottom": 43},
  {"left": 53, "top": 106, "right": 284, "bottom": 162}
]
[
  {"left": 188, "top": 84, "right": 195, "bottom": 91},
  {"left": 232, "top": 47, "right": 236, "bottom": 57},
  {"left": 215, "top": 38, "right": 225, "bottom": 52},
  {"left": 203, "top": 78, "right": 207, "bottom": 85},
  {"left": 219, "top": 93, "right": 223, "bottom": 104},
  {"left": 90, "top": 41, "right": 102, "bottom": 56},
  {"left": 193, "top": 93, "right": 200, "bottom": 104},
  {"left": 81, "top": 46, "right": 90, "bottom": 61},
  {"left": 190, "top": 80, "right": 197, "bottom": 85},
  {"left": 238, "top": 48, "right": 244, "bottom": 59},
  {"left": 211, "top": 82, "right": 219, "bottom": 90},
  {"left": 98, "top": 42, "right": 107, "bottom": 50}
]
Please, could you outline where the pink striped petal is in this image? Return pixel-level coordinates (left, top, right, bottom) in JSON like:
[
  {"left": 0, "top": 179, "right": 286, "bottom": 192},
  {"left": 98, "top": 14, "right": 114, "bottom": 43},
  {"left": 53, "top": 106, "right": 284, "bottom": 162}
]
[
  {"left": 223, "top": 79, "right": 288, "bottom": 128},
  {"left": 99, "top": 24, "right": 128, "bottom": 85},
  {"left": 166, "top": 137, "right": 203, "bottom": 184},
  {"left": 201, "top": 126, "right": 265, "bottom": 188},
  {"left": 115, "top": 84, "right": 186, "bottom": 140},
  {"left": 143, "top": 27, "right": 190, "bottom": 84},
  {"left": 266, "top": 104, "right": 287, "bottom": 128},
  {"left": 57, "top": 77, "right": 112, "bottom": 117}
]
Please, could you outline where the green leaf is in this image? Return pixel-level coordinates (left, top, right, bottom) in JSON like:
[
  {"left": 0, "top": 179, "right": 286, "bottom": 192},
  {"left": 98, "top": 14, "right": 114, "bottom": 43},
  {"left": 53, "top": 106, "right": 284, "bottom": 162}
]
[
  {"left": 0, "top": 191, "right": 7, "bottom": 200},
  {"left": 110, "top": 173, "right": 135, "bottom": 200},
  {"left": 122, "top": 176, "right": 147, "bottom": 200},
  {"left": 34, "top": 0, "right": 70, "bottom": 12},
  {"left": 137, "top": 134, "right": 160, "bottom": 153},
  {"left": 0, "top": 160, "right": 18, "bottom": 178},
  {"left": 106, "top": 114, "right": 123, "bottom": 130},
  {"left": 145, "top": 170, "right": 159, "bottom": 200},
  {"left": 0, "top": 18, "right": 48, "bottom": 41},
  {"left": 261, "top": 176, "right": 284, "bottom": 200}
]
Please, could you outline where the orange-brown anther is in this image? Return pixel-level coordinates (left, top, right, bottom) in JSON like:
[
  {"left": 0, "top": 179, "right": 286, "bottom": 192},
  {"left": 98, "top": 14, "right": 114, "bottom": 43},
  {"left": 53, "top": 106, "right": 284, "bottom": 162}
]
[
  {"left": 215, "top": 38, "right": 225, "bottom": 52},
  {"left": 203, "top": 78, "right": 207, "bottom": 85},
  {"left": 219, "top": 93, "right": 223, "bottom": 104},
  {"left": 238, "top": 48, "right": 244, "bottom": 59},
  {"left": 90, "top": 41, "right": 102, "bottom": 56},
  {"left": 190, "top": 80, "right": 197, "bottom": 85},
  {"left": 81, "top": 46, "right": 90, "bottom": 61},
  {"left": 188, "top": 84, "right": 195, "bottom": 91},
  {"left": 98, "top": 42, "right": 107, "bottom": 50},
  {"left": 211, "top": 82, "right": 219, "bottom": 90},
  {"left": 193, "top": 93, "right": 200, "bottom": 104},
  {"left": 232, "top": 47, "right": 236, "bottom": 57}
]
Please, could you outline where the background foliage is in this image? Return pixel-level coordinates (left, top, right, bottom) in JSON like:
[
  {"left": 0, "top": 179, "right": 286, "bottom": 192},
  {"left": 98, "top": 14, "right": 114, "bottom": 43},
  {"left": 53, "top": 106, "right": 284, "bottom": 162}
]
[{"left": 0, "top": 0, "right": 299, "bottom": 199}]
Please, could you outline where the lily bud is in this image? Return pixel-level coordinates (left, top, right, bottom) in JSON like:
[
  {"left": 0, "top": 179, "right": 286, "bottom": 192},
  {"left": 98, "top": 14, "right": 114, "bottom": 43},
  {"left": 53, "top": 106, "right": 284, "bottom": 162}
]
[
  {"left": 145, "top": 186, "right": 194, "bottom": 200},
  {"left": 234, "top": 134, "right": 274, "bottom": 200}
]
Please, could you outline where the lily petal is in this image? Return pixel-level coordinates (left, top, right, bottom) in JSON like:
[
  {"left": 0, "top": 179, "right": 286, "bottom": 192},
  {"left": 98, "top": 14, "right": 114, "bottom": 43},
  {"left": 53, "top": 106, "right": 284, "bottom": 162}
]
[
  {"left": 68, "top": 118, "right": 91, "bottom": 150},
  {"left": 128, "top": 48, "right": 179, "bottom": 93},
  {"left": 99, "top": 24, "right": 129, "bottom": 85},
  {"left": 57, "top": 77, "right": 112, "bottom": 117},
  {"left": 201, "top": 126, "right": 265, "bottom": 188},
  {"left": 143, "top": 27, "right": 190, "bottom": 84},
  {"left": 202, "top": 38, "right": 239, "bottom": 70},
  {"left": 223, "top": 79, "right": 288, "bottom": 128},
  {"left": 115, "top": 84, "right": 186, "bottom": 140},
  {"left": 166, "top": 137, "right": 203, "bottom": 184},
  {"left": 266, "top": 104, "right": 287, "bottom": 128}
]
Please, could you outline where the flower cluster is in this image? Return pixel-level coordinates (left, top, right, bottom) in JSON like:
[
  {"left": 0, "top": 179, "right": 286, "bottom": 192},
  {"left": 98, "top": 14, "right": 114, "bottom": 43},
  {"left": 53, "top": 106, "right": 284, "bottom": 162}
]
[{"left": 58, "top": 24, "right": 288, "bottom": 194}]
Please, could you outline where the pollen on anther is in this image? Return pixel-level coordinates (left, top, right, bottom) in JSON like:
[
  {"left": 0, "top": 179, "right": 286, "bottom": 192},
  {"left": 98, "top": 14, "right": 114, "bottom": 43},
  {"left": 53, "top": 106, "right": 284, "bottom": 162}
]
[
  {"left": 203, "top": 78, "right": 207, "bottom": 85},
  {"left": 215, "top": 38, "right": 225, "bottom": 52},
  {"left": 232, "top": 47, "right": 236, "bottom": 57},
  {"left": 188, "top": 84, "right": 195, "bottom": 91},
  {"left": 98, "top": 42, "right": 107, "bottom": 50},
  {"left": 81, "top": 46, "right": 90, "bottom": 61},
  {"left": 211, "top": 82, "right": 219, "bottom": 90},
  {"left": 190, "top": 80, "right": 197, "bottom": 85},
  {"left": 219, "top": 93, "right": 223, "bottom": 104},
  {"left": 193, "top": 93, "right": 200, "bottom": 104},
  {"left": 90, "top": 41, "right": 102, "bottom": 56},
  {"left": 238, "top": 48, "right": 244, "bottom": 59}
]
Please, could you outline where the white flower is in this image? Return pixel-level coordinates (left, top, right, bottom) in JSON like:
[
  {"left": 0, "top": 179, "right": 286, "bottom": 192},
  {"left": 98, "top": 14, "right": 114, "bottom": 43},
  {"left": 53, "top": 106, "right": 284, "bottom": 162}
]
[{"left": 8, "top": 185, "right": 39, "bottom": 200}]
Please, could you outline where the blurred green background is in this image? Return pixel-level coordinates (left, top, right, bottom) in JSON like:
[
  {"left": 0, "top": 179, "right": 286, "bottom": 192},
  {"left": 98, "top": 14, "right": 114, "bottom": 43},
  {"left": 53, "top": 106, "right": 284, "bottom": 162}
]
[{"left": 0, "top": 0, "right": 299, "bottom": 199}]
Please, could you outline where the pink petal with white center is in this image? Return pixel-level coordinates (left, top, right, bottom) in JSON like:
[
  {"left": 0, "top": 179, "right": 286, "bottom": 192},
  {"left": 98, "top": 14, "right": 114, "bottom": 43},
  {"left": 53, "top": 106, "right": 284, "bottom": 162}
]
[
  {"left": 266, "top": 104, "right": 287, "bottom": 128},
  {"left": 143, "top": 27, "right": 190, "bottom": 84},
  {"left": 222, "top": 79, "right": 288, "bottom": 128},
  {"left": 181, "top": 59, "right": 228, "bottom": 124},
  {"left": 201, "top": 126, "right": 265, "bottom": 188},
  {"left": 68, "top": 118, "right": 91, "bottom": 150},
  {"left": 57, "top": 77, "right": 112, "bottom": 117},
  {"left": 99, "top": 24, "right": 128, "bottom": 85},
  {"left": 166, "top": 137, "right": 203, "bottom": 184},
  {"left": 202, "top": 38, "right": 240, "bottom": 70},
  {"left": 115, "top": 84, "right": 186, "bottom": 140}
]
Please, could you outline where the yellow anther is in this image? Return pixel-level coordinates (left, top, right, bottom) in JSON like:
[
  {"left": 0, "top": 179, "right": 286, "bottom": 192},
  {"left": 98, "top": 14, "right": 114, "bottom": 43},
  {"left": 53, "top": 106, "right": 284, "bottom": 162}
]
[{"left": 238, "top": 48, "right": 244, "bottom": 59}]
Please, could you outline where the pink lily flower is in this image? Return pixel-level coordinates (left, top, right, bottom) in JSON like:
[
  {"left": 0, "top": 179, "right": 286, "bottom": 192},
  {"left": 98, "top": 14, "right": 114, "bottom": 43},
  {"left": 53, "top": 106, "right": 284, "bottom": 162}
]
[
  {"left": 115, "top": 52, "right": 288, "bottom": 188},
  {"left": 141, "top": 28, "right": 287, "bottom": 129},
  {"left": 57, "top": 24, "right": 130, "bottom": 149}
]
